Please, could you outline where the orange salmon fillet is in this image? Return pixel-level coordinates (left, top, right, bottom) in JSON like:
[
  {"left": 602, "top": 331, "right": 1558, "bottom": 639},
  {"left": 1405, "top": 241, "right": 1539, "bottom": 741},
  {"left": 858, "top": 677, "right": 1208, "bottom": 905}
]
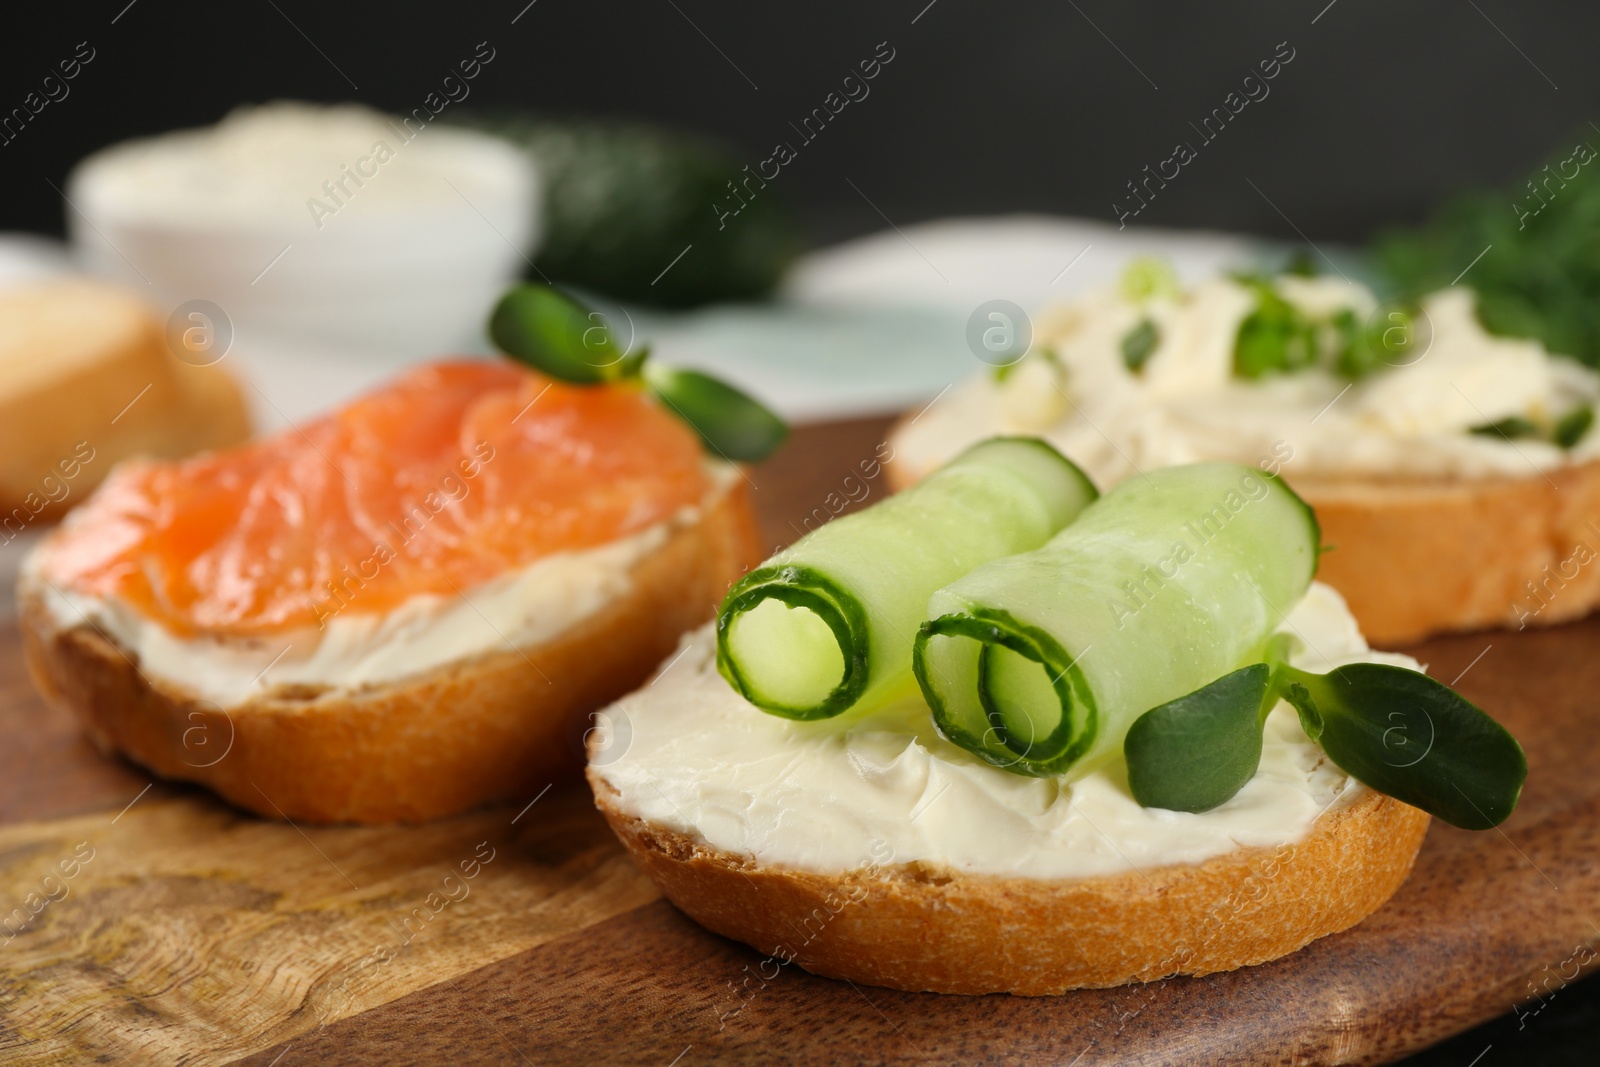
[{"left": 43, "top": 359, "right": 712, "bottom": 636}]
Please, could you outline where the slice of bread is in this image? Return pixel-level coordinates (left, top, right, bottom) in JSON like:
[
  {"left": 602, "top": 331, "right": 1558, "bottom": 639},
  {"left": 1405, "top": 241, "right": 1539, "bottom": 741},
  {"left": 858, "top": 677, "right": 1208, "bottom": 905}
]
[
  {"left": 19, "top": 481, "right": 760, "bottom": 823},
  {"left": 0, "top": 279, "right": 251, "bottom": 524},
  {"left": 591, "top": 776, "right": 1429, "bottom": 995},
  {"left": 1289, "top": 465, "right": 1600, "bottom": 646},
  {"left": 884, "top": 423, "right": 1600, "bottom": 647}
]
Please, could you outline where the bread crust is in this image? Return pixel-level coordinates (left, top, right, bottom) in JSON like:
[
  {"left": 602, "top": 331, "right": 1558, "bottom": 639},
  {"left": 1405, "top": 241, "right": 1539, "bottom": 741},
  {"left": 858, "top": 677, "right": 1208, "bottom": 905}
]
[
  {"left": 20, "top": 482, "right": 760, "bottom": 824},
  {"left": 884, "top": 418, "right": 1600, "bottom": 646},
  {"left": 1292, "top": 463, "right": 1600, "bottom": 646},
  {"left": 590, "top": 776, "right": 1430, "bottom": 995}
]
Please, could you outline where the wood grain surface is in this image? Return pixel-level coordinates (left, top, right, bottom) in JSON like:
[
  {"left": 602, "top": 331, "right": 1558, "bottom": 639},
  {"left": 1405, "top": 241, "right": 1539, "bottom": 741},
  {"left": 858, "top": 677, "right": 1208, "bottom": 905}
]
[{"left": 1, "top": 416, "right": 1596, "bottom": 1066}]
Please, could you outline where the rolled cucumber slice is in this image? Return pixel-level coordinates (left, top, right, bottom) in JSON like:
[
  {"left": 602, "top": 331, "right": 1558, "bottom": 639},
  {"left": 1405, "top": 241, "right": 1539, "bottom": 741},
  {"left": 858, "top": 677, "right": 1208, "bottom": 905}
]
[
  {"left": 717, "top": 437, "right": 1098, "bottom": 719},
  {"left": 914, "top": 462, "right": 1319, "bottom": 776}
]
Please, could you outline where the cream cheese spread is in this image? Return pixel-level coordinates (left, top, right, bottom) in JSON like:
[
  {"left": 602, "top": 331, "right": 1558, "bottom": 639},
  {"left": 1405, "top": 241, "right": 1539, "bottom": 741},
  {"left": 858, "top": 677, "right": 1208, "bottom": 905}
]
[
  {"left": 67, "top": 102, "right": 530, "bottom": 229},
  {"left": 592, "top": 581, "right": 1419, "bottom": 881},
  {"left": 895, "top": 277, "right": 1600, "bottom": 488},
  {"left": 29, "top": 471, "right": 736, "bottom": 709}
]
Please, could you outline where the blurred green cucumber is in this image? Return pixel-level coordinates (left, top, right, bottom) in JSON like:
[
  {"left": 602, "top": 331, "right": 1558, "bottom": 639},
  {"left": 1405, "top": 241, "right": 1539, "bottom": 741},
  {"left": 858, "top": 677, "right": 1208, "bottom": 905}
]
[{"left": 451, "top": 113, "right": 805, "bottom": 308}]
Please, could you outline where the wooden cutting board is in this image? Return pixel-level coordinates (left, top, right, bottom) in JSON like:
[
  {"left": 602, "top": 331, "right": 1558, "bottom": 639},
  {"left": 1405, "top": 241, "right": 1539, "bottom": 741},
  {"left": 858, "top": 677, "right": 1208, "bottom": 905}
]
[{"left": 1, "top": 417, "right": 1596, "bottom": 1066}]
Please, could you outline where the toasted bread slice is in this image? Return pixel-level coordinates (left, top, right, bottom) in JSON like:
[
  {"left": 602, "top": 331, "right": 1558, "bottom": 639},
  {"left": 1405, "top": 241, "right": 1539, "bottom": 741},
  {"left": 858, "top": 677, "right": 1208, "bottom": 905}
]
[
  {"left": 20, "top": 480, "right": 759, "bottom": 823},
  {"left": 591, "top": 776, "right": 1429, "bottom": 995},
  {"left": 0, "top": 280, "right": 250, "bottom": 523}
]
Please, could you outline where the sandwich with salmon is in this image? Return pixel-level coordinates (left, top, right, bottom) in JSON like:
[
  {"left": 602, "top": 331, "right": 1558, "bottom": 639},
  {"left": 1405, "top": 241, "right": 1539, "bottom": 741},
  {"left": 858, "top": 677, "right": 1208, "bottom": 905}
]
[
  {"left": 588, "top": 441, "right": 1526, "bottom": 994},
  {"left": 19, "top": 284, "right": 783, "bottom": 823}
]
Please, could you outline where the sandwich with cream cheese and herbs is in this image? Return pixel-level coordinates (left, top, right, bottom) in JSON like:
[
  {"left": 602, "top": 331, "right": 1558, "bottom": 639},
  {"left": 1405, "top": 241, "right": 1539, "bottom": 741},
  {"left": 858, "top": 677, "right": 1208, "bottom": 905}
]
[{"left": 889, "top": 262, "right": 1600, "bottom": 645}]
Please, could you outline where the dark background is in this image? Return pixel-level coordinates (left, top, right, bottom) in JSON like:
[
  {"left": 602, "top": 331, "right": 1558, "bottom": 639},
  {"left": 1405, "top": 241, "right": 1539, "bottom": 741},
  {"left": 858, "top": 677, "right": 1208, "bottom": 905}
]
[
  {"left": 4, "top": 2, "right": 1598, "bottom": 1061},
  {"left": 1, "top": 0, "right": 1593, "bottom": 248}
]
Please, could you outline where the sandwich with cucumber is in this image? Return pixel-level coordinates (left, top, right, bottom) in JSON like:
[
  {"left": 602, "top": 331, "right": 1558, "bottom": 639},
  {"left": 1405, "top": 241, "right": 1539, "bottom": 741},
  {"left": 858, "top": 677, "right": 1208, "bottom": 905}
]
[
  {"left": 888, "top": 262, "right": 1600, "bottom": 645},
  {"left": 587, "top": 441, "right": 1525, "bottom": 994}
]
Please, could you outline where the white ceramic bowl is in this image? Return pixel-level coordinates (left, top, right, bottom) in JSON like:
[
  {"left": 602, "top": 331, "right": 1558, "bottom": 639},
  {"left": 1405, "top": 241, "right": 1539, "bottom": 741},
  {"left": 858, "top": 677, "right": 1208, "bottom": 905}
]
[{"left": 66, "top": 103, "right": 539, "bottom": 361}]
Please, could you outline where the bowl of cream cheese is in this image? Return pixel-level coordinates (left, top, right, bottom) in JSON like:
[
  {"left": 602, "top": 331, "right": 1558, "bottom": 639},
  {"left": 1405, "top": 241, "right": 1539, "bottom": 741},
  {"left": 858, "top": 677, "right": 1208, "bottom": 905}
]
[{"left": 65, "top": 102, "right": 539, "bottom": 360}]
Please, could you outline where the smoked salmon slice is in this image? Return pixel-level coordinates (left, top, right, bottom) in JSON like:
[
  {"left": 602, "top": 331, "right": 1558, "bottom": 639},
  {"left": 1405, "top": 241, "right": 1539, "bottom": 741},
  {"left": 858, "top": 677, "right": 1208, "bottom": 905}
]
[{"left": 42, "top": 359, "right": 713, "bottom": 636}]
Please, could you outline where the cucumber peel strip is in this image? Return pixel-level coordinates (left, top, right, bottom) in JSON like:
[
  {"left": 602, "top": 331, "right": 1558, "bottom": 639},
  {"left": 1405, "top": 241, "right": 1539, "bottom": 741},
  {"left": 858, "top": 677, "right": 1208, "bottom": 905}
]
[{"left": 1124, "top": 636, "right": 1526, "bottom": 830}]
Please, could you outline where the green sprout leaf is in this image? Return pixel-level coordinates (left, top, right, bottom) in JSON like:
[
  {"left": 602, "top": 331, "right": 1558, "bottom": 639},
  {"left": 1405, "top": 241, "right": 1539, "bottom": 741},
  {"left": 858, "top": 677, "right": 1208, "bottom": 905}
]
[
  {"left": 489, "top": 283, "right": 637, "bottom": 384},
  {"left": 643, "top": 365, "right": 789, "bottom": 462},
  {"left": 1120, "top": 318, "right": 1161, "bottom": 374},
  {"left": 1124, "top": 654, "right": 1526, "bottom": 829},
  {"left": 1469, "top": 416, "right": 1541, "bottom": 441},
  {"left": 1555, "top": 404, "right": 1595, "bottom": 449},
  {"left": 1277, "top": 663, "right": 1526, "bottom": 830},
  {"left": 488, "top": 282, "right": 788, "bottom": 462},
  {"left": 1125, "top": 663, "right": 1275, "bottom": 813}
]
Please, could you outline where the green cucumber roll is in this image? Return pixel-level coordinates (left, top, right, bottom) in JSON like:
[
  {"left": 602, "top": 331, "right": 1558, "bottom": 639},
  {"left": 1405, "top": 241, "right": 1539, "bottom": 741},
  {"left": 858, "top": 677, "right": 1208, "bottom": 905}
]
[
  {"left": 717, "top": 438, "right": 1097, "bottom": 720},
  {"left": 915, "top": 463, "right": 1319, "bottom": 776}
]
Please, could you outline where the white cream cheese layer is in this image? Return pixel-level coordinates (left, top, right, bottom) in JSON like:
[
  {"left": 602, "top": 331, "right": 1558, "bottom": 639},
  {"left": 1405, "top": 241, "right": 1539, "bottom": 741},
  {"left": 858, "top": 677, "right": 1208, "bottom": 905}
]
[
  {"left": 895, "top": 278, "right": 1600, "bottom": 487},
  {"left": 592, "top": 582, "right": 1419, "bottom": 881},
  {"left": 30, "top": 472, "right": 734, "bottom": 708}
]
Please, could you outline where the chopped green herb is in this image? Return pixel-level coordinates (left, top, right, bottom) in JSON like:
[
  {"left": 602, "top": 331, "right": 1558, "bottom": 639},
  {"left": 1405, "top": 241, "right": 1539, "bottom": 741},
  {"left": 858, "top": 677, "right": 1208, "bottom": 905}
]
[
  {"left": 1329, "top": 303, "right": 1429, "bottom": 380},
  {"left": 1118, "top": 256, "right": 1179, "bottom": 303},
  {"left": 1555, "top": 404, "right": 1595, "bottom": 448},
  {"left": 1331, "top": 308, "right": 1377, "bottom": 379},
  {"left": 1367, "top": 304, "right": 1426, "bottom": 366},
  {"left": 1469, "top": 416, "right": 1541, "bottom": 440},
  {"left": 1466, "top": 405, "right": 1593, "bottom": 448},
  {"left": 1120, "top": 318, "right": 1160, "bottom": 374},
  {"left": 994, "top": 348, "right": 1061, "bottom": 385},
  {"left": 992, "top": 356, "right": 1026, "bottom": 384},
  {"left": 1233, "top": 283, "right": 1318, "bottom": 379}
]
